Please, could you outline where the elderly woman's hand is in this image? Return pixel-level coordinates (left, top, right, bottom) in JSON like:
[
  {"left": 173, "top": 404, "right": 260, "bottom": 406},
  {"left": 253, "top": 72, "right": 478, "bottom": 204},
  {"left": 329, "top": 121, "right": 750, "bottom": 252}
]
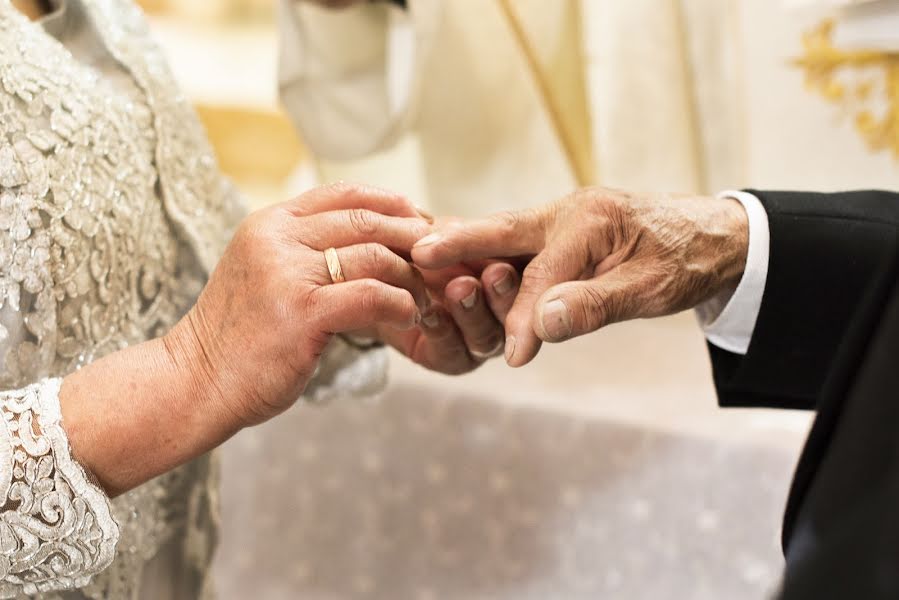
[
  {"left": 60, "top": 183, "right": 510, "bottom": 496},
  {"left": 411, "top": 187, "right": 749, "bottom": 367},
  {"left": 295, "top": 208, "right": 519, "bottom": 376},
  {"left": 166, "top": 183, "right": 435, "bottom": 428},
  {"left": 168, "top": 184, "right": 513, "bottom": 432}
]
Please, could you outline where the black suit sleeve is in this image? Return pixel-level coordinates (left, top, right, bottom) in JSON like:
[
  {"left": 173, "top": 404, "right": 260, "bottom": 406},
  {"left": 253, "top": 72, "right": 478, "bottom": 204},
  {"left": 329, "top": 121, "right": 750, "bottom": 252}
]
[
  {"left": 776, "top": 276, "right": 899, "bottom": 599},
  {"left": 708, "top": 190, "right": 899, "bottom": 411}
]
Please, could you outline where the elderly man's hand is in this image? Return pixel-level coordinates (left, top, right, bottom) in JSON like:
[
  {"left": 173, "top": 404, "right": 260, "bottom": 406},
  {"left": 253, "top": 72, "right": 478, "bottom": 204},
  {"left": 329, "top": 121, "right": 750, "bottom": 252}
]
[{"left": 411, "top": 187, "right": 750, "bottom": 367}]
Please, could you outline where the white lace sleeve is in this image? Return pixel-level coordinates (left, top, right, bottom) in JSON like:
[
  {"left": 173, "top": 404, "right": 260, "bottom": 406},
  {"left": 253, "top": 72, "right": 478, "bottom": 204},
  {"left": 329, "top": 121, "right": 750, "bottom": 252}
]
[
  {"left": 0, "top": 378, "right": 118, "bottom": 597},
  {"left": 303, "top": 337, "right": 389, "bottom": 404}
]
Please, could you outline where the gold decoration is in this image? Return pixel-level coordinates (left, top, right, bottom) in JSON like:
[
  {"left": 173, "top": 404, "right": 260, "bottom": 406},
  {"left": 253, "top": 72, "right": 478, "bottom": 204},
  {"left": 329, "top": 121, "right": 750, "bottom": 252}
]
[{"left": 795, "top": 20, "right": 899, "bottom": 159}]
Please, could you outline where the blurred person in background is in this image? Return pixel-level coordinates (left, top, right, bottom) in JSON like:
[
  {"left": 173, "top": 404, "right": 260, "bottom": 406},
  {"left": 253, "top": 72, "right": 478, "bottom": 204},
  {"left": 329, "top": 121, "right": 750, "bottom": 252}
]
[
  {"left": 0, "top": 0, "right": 515, "bottom": 597},
  {"left": 282, "top": 1, "right": 899, "bottom": 214}
]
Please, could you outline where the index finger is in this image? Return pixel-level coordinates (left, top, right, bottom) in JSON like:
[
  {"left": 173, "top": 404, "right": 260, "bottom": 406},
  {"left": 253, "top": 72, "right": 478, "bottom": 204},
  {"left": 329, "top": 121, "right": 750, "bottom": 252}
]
[
  {"left": 292, "top": 209, "right": 433, "bottom": 259},
  {"left": 411, "top": 210, "right": 546, "bottom": 270},
  {"left": 285, "top": 182, "right": 432, "bottom": 221}
]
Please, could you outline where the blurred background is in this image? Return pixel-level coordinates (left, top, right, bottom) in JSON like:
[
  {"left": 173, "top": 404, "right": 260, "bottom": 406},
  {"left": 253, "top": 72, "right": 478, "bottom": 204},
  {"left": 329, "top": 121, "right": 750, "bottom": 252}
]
[{"left": 136, "top": 1, "right": 898, "bottom": 598}]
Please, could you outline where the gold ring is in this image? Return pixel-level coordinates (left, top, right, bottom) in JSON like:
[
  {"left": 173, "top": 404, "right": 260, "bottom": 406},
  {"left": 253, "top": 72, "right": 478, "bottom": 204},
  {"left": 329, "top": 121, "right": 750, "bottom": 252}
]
[{"left": 324, "top": 247, "right": 345, "bottom": 284}]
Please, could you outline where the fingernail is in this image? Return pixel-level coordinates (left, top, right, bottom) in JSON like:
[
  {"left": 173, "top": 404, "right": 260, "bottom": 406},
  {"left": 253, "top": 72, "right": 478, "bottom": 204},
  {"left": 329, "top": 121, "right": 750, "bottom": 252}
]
[
  {"left": 460, "top": 289, "right": 478, "bottom": 310},
  {"left": 541, "top": 299, "right": 572, "bottom": 341},
  {"left": 422, "top": 311, "right": 440, "bottom": 329},
  {"left": 415, "top": 205, "right": 435, "bottom": 224},
  {"left": 413, "top": 310, "right": 422, "bottom": 326},
  {"left": 414, "top": 233, "right": 443, "bottom": 248},
  {"left": 492, "top": 272, "right": 515, "bottom": 296},
  {"left": 504, "top": 336, "right": 516, "bottom": 363}
]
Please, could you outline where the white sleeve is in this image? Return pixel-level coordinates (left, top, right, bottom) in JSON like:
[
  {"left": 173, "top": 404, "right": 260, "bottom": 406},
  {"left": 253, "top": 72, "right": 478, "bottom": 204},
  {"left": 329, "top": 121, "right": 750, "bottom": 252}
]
[
  {"left": 277, "top": 0, "right": 421, "bottom": 160},
  {"left": 0, "top": 295, "right": 118, "bottom": 593},
  {"left": 694, "top": 191, "right": 771, "bottom": 355},
  {"left": 302, "top": 337, "right": 389, "bottom": 404},
  {"left": 0, "top": 379, "right": 118, "bottom": 595}
]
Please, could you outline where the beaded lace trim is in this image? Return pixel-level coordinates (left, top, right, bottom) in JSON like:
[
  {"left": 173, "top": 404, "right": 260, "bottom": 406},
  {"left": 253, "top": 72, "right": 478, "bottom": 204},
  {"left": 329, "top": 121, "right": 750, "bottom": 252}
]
[{"left": 0, "top": 379, "right": 117, "bottom": 597}]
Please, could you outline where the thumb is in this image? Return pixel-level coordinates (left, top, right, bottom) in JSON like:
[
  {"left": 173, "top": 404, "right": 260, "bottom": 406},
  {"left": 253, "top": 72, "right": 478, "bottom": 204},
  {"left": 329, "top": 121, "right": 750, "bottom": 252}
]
[
  {"left": 502, "top": 239, "right": 591, "bottom": 368},
  {"left": 533, "top": 266, "right": 644, "bottom": 343}
]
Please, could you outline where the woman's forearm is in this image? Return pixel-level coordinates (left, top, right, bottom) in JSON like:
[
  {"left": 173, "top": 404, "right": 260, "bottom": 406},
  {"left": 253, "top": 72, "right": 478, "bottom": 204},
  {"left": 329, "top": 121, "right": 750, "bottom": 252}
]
[
  {"left": 58, "top": 319, "right": 238, "bottom": 497},
  {"left": 55, "top": 184, "right": 434, "bottom": 497}
]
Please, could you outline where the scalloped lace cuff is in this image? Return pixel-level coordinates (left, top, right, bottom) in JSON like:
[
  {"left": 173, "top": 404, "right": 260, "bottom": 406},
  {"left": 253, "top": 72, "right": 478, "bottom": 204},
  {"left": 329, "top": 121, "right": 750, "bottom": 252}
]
[{"left": 0, "top": 378, "right": 119, "bottom": 596}]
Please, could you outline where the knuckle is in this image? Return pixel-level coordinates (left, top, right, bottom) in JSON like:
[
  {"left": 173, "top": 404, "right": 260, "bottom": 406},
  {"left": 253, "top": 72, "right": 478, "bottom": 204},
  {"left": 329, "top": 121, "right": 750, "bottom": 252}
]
[
  {"left": 290, "top": 287, "right": 313, "bottom": 318},
  {"left": 570, "top": 187, "right": 624, "bottom": 219},
  {"left": 391, "top": 194, "right": 417, "bottom": 215},
  {"left": 522, "top": 258, "right": 556, "bottom": 286},
  {"left": 408, "top": 220, "right": 431, "bottom": 240},
  {"left": 298, "top": 284, "right": 317, "bottom": 310},
  {"left": 358, "top": 280, "right": 392, "bottom": 314},
  {"left": 232, "top": 216, "right": 273, "bottom": 255},
  {"left": 348, "top": 208, "right": 379, "bottom": 235},
  {"left": 237, "top": 211, "right": 268, "bottom": 239},
  {"left": 357, "top": 277, "right": 382, "bottom": 297},
  {"left": 490, "top": 211, "right": 521, "bottom": 237},
  {"left": 362, "top": 243, "right": 390, "bottom": 270},
  {"left": 573, "top": 285, "right": 612, "bottom": 331}
]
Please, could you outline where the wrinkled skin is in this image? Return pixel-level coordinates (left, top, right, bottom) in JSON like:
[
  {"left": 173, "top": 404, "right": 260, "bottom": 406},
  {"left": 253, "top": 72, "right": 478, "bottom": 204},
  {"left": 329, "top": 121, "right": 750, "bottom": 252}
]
[
  {"left": 412, "top": 187, "right": 750, "bottom": 367},
  {"left": 167, "top": 183, "right": 513, "bottom": 429}
]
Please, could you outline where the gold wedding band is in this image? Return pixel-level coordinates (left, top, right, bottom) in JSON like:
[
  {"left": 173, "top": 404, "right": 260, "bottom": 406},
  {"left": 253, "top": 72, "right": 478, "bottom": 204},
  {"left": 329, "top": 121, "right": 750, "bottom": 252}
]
[{"left": 324, "top": 247, "right": 346, "bottom": 284}]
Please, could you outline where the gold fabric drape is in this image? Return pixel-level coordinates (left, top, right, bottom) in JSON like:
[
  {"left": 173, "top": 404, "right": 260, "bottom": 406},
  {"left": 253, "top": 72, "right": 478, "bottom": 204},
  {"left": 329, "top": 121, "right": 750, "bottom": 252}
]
[{"left": 496, "top": 0, "right": 596, "bottom": 186}]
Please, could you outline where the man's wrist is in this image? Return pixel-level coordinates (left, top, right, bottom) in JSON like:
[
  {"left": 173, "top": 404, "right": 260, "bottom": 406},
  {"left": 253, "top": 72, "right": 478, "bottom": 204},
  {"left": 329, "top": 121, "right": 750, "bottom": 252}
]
[
  {"left": 719, "top": 196, "right": 750, "bottom": 294},
  {"left": 696, "top": 191, "right": 770, "bottom": 355}
]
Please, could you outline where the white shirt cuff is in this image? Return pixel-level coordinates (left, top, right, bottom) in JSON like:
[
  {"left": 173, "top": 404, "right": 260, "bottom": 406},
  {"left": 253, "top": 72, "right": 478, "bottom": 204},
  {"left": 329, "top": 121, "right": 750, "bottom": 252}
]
[{"left": 695, "top": 191, "right": 770, "bottom": 355}]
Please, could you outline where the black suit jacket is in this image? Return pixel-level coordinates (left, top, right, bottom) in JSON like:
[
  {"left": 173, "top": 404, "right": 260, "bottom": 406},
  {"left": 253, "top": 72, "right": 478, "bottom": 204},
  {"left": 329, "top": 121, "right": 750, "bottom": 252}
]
[{"left": 706, "top": 190, "right": 899, "bottom": 596}]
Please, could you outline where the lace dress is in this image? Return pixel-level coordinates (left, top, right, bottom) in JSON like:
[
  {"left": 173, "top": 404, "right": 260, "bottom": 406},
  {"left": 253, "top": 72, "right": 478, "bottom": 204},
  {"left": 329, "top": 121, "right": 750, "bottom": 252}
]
[{"left": 0, "top": 1, "right": 385, "bottom": 597}]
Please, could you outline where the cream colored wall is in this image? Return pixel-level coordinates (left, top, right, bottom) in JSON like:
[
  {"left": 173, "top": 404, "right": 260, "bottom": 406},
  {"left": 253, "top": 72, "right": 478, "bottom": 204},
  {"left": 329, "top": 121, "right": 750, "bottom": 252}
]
[
  {"left": 737, "top": 0, "right": 899, "bottom": 190},
  {"left": 317, "top": 0, "right": 899, "bottom": 211},
  {"left": 588, "top": 0, "right": 899, "bottom": 194},
  {"left": 316, "top": 1, "right": 582, "bottom": 217}
]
